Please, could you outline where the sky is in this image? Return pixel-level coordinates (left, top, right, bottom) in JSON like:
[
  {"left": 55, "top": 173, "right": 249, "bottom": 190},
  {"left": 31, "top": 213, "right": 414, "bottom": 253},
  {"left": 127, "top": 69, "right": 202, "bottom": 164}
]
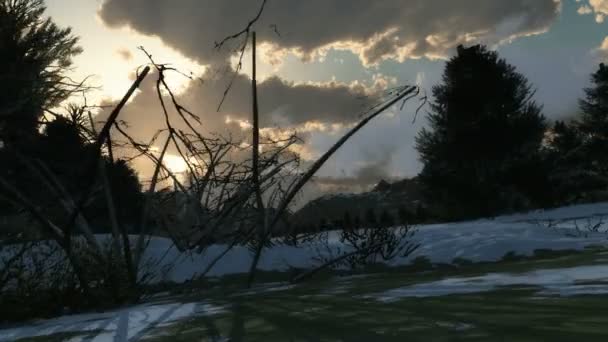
[{"left": 44, "top": 0, "right": 608, "bottom": 196}]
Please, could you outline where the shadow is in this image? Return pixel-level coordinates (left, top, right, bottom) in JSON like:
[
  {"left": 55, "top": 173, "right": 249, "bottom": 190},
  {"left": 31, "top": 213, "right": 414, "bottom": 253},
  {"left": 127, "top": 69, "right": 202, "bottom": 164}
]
[
  {"left": 228, "top": 300, "right": 245, "bottom": 342},
  {"left": 114, "top": 310, "right": 129, "bottom": 342},
  {"left": 127, "top": 303, "right": 184, "bottom": 341}
]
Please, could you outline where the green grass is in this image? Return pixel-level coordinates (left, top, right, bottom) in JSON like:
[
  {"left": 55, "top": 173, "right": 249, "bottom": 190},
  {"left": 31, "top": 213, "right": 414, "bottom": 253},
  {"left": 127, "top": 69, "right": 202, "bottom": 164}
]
[
  {"left": 140, "top": 247, "right": 608, "bottom": 341},
  {"left": 13, "top": 247, "right": 608, "bottom": 341},
  {"left": 143, "top": 288, "right": 608, "bottom": 341}
]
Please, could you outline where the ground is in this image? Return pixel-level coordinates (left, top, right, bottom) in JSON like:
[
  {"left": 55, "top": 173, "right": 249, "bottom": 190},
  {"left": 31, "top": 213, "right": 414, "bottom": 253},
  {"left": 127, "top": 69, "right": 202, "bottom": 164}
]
[
  {"left": 3, "top": 202, "right": 608, "bottom": 341},
  {"left": 4, "top": 246, "right": 608, "bottom": 341}
]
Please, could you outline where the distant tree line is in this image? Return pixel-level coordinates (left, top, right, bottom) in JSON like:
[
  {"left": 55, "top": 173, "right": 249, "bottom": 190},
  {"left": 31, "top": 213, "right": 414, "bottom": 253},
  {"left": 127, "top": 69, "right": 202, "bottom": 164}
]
[{"left": 296, "top": 204, "right": 427, "bottom": 233}]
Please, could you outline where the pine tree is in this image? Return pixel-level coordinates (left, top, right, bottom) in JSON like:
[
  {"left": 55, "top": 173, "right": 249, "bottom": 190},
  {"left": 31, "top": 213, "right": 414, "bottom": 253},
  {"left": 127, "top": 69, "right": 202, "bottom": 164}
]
[
  {"left": 353, "top": 215, "right": 361, "bottom": 229},
  {"left": 0, "top": 0, "right": 83, "bottom": 145},
  {"left": 343, "top": 211, "right": 353, "bottom": 230},
  {"left": 0, "top": 0, "right": 84, "bottom": 220},
  {"left": 416, "top": 45, "right": 547, "bottom": 218},
  {"left": 397, "top": 206, "right": 409, "bottom": 225},
  {"left": 379, "top": 209, "right": 394, "bottom": 228},
  {"left": 579, "top": 63, "right": 608, "bottom": 173},
  {"left": 546, "top": 64, "right": 608, "bottom": 204},
  {"left": 550, "top": 121, "right": 583, "bottom": 156},
  {"left": 365, "top": 208, "right": 377, "bottom": 226}
]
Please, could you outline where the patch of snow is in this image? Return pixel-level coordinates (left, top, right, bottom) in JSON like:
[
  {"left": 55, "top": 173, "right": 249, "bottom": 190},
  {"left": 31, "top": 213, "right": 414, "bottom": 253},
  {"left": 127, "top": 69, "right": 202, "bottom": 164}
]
[
  {"left": 0, "top": 301, "right": 225, "bottom": 342},
  {"left": 369, "top": 265, "right": 608, "bottom": 302},
  {"left": 333, "top": 274, "right": 372, "bottom": 282},
  {"left": 234, "top": 283, "right": 296, "bottom": 297},
  {"left": 4, "top": 202, "right": 608, "bottom": 284},
  {"left": 497, "top": 202, "right": 608, "bottom": 223},
  {"left": 434, "top": 321, "right": 474, "bottom": 331},
  {"left": 321, "top": 285, "right": 351, "bottom": 295}
]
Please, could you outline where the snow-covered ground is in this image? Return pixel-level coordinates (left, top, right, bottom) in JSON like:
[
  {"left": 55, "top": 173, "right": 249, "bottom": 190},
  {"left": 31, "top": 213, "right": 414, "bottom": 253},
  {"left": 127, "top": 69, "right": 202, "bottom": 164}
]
[
  {"left": 370, "top": 265, "right": 608, "bottom": 302},
  {"left": 2, "top": 202, "right": 608, "bottom": 341},
  {"left": 3, "top": 202, "right": 608, "bottom": 284},
  {"left": 141, "top": 202, "right": 608, "bottom": 282},
  {"left": 0, "top": 301, "right": 225, "bottom": 342}
]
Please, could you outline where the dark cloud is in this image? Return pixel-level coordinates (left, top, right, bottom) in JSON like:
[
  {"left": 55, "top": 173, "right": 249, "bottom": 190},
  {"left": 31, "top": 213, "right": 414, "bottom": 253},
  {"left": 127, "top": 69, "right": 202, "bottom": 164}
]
[
  {"left": 96, "top": 0, "right": 560, "bottom": 195},
  {"left": 95, "top": 69, "right": 378, "bottom": 156},
  {"left": 99, "top": 0, "right": 561, "bottom": 67}
]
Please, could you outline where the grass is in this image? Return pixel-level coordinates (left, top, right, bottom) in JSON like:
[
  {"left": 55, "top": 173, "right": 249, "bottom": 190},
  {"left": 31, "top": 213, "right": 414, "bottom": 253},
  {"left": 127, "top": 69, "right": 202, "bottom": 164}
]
[
  {"left": 143, "top": 287, "right": 608, "bottom": 341},
  {"left": 140, "top": 247, "right": 608, "bottom": 341},
  {"left": 11, "top": 246, "right": 608, "bottom": 341},
  {"left": 13, "top": 331, "right": 102, "bottom": 342}
]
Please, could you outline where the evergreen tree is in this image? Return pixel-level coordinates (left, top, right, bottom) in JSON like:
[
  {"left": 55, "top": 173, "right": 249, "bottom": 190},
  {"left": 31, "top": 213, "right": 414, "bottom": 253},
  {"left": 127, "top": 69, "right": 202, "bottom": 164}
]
[
  {"left": 550, "top": 120, "right": 583, "bottom": 154},
  {"left": 379, "top": 209, "right": 394, "bottom": 228},
  {"left": 0, "top": 0, "right": 83, "bottom": 221},
  {"left": 414, "top": 202, "right": 426, "bottom": 222},
  {"left": 546, "top": 64, "right": 608, "bottom": 204},
  {"left": 397, "top": 206, "right": 408, "bottom": 225},
  {"left": 416, "top": 45, "right": 547, "bottom": 218},
  {"left": 353, "top": 214, "right": 361, "bottom": 229},
  {"left": 546, "top": 120, "right": 604, "bottom": 204},
  {"left": 318, "top": 218, "right": 328, "bottom": 231},
  {"left": 365, "top": 208, "right": 377, "bottom": 226},
  {"left": 343, "top": 211, "right": 353, "bottom": 230},
  {"left": 0, "top": 0, "right": 83, "bottom": 145},
  {"left": 0, "top": 1, "right": 143, "bottom": 234},
  {"left": 578, "top": 63, "right": 608, "bottom": 173}
]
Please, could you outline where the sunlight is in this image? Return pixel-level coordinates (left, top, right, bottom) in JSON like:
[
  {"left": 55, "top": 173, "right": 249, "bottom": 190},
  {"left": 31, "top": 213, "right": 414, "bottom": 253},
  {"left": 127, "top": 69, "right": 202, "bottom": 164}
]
[{"left": 163, "top": 154, "right": 190, "bottom": 174}]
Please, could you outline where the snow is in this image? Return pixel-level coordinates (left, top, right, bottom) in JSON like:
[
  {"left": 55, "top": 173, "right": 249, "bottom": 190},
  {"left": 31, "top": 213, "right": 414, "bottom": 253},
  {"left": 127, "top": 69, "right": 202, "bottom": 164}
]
[
  {"left": 496, "top": 202, "right": 608, "bottom": 223},
  {"left": 3, "top": 202, "right": 608, "bottom": 284},
  {"left": 0, "top": 301, "right": 225, "bottom": 342},
  {"left": 3, "top": 202, "right": 608, "bottom": 340},
  {"left": 140, "top": 202, "right": 608, "bottom": 282},
  {"left": 234, "top": 283, "right": 297, "bottom": 297},
  {"left": 370, "top": 265, "right": 608, "bottom": 302}
]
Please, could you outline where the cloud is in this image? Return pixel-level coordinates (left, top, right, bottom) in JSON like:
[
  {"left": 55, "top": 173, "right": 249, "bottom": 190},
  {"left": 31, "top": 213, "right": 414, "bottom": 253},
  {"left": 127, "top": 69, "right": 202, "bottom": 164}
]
[
  {"left": 307, "top": 166, "right": 396, "bottom": 196},
  {"left": 577, "top": 0, "right": 608, "bottom": 22},
  {"left": 115, "top": 47, "right": 134, "bottom": 61},
  {"left": 96, "top": 0, "right": 559, "bottom": 197},
  {"left": 578, "top": 5, "right": 594, "bottom": 14},
  {"left": 598, "top": 36, "right": 608, "bottom": 60},
  {"left": 303, "top": 143, "right": 400, "bottom": 195},
  {"left": 94, "top": 68, "right": 386, "bottom": 169},
  {"left": 98, "top": 0, "right": 561, "bottom": 68}
]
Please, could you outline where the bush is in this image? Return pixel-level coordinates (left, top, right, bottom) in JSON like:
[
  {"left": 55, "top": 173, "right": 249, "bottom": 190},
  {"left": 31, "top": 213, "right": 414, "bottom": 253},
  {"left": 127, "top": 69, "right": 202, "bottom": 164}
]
[{"left": 0, "top": 238, "right": 142, "bottom": 323}]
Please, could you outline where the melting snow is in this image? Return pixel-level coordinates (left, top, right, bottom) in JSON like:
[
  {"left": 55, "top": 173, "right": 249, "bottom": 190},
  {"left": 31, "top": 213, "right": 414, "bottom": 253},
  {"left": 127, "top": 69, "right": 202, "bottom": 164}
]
[
  {"left": 4, "top": 202, "right": 608, "bottom": 284},
  {"left": 0, "top": 301, "right": 225, "bottom": 342},
  {"left": 371, "top": 265, "right": 608, "bottom": 302},
  {"left": 143, "top": 202, "right": 608, "bottom": 282}
]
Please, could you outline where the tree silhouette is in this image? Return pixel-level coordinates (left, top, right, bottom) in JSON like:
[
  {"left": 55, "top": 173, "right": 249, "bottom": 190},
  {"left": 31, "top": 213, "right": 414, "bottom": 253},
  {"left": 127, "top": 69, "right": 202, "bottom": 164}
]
[
  {"left": 416, "top": 45, "right": 547, "bottom": 218},
  {"left": 397, "top": 206, "right": 409, "bottom": 225},
  {"left": 0, "top": 0, "right": 83, "bottom": 145},
  {"left": 365, "top": 208, "right": 377, "bottom": 226},
  {"left": 546, "top": 64, "right": 608, "bottom": 204},
  {"left": 379, "top": 209, "right": 394, "bottom": 228},
  {"left": 550, "top": 121, "right": 583, "bottom": 155},
  {"left": 343, "top": 211, "right": 353, "bottom": 230},
  {"left": 353, "top": 214, "right": 362, "bottom": 229},
  {"left": 579, "top": 63, "right": 608, "bottom": 173},
  {"left": 0, "top": 1, "right": 143, "bottom": 235}
]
